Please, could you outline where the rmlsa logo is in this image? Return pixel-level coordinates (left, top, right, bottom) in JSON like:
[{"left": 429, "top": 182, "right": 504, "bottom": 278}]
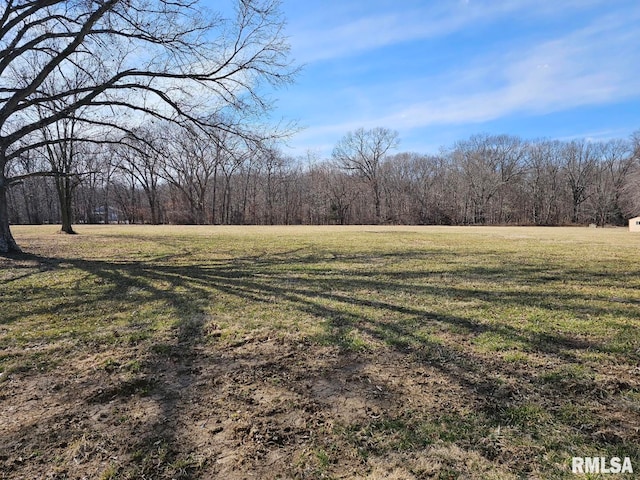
[{"left": 572, "top": 457, "right": 633, "bottom": 474}]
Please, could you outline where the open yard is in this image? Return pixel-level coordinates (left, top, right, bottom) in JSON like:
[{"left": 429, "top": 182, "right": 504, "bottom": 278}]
[{"left": 1, "top": 225, "right": 639, "bottom": 479}]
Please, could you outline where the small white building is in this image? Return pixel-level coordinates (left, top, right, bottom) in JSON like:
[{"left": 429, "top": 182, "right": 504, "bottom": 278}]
[{"left": 629, "top": 217, "right": 640, "bottom": 232}]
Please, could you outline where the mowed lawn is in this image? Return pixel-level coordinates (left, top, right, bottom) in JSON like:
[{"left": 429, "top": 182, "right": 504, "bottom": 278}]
[{"left": 1, "top": 225, "right": 639, "bottom": 479}]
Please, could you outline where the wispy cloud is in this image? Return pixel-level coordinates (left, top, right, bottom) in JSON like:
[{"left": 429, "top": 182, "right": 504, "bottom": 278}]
[
  {"left": 289, "top": 0, "right": 608, "bottom": 63},
  {"left": 302, "top": 7, "right": 639, "bottom": 132},
  {"left": 279, "top": 0, "right": 639, "bottom": 156}
]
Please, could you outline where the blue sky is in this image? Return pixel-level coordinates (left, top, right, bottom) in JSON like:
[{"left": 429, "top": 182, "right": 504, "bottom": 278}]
[{"left": 232, "top": 1, "right": 640, "bottom": 157}]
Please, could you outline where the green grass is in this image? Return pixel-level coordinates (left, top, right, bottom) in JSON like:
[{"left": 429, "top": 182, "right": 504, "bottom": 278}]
[{"left": 1, "top": 225, "right": 640, "bottom": 479}]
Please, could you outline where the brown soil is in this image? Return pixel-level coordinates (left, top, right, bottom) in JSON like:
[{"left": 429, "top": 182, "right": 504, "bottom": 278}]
[{"left": 0, "top": 325, "right": 527, "bottom": 479}]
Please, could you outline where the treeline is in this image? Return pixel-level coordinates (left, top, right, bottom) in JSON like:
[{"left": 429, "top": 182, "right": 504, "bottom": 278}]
[{"left": 7, "top": 127, "right": 640, "bottom": 227}]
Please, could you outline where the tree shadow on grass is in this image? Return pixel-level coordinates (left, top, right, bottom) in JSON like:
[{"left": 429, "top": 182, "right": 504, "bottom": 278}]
[{"left": 1, "top": 248, "right": 639, "bottom": 478}]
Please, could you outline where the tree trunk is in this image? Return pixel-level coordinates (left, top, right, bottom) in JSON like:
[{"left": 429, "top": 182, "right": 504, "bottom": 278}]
[
  {"left": 141, "top": 185, "right": 159, "bottom": 225},
  {"left": 57, "top": 176, "right": 76, "bottom": 234},
  {"left": 21, "top": 182, "right": 34, "bottom": 224},
  {"left": 224, "top": 182, "right": 232, "bottom": 224},
  {"left": 149, "top": 196, "right": 158, "bottom": 225},
  {"left": 103, "top": 181, "right": 110, "bottom": 225},
  {"left": 211, "top": 166, "right": 217, "bottom": 225},
  {"left": 0, "top": 170, "right": 21, "bottom": 253},
  {"left": 372, "top": 181, "right": 381, "bottom": 224}
]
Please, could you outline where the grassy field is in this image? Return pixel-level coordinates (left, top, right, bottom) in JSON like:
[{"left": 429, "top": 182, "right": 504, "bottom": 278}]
[{"left": 1, "top": 225, "right": 639, "bottom": 479}]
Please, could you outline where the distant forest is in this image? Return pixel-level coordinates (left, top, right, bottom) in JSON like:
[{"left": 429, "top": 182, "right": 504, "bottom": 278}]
[
  {"left": 8, "top": 127, "right": 640, "bottom": 228},
  {"left": 2, "top": 0, "right": 639, "bottom": 244}
]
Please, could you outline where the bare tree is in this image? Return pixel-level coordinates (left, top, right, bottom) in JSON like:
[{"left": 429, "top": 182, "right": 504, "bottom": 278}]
[
  {"left": 620, "top": 131, "right": 640, "bottom": 218},
  {"left": 587, "top": 139, "right": 634, "bottom": 226},
  {"left": 112, "top": 166, "right": 144, "bottom": 223},
  {"left": 261, "top": 146, "right": 288, "bottom": 225},
  {"left": 217, "top": 132, "right": 249, "bottom": 225},
  {"left": 0, "top": 0, "right": 295, "bottom": 252},
  {"left": 9, "top": 146, "right": 46, "bottom": 224},
  {"left": 39, "top": 116, "right": 88, "bottom": 234},
  {"left": 561, "top": 140, "right": 597, "bottom": 224},
  {"left": 452, "top": 134, "right": 527, "bottom": 224},
  {"left": 385, "top": 152, "right": 451, "bottom": 224},
  {"left": 161, "top": 125, "right": 221, "bottom": 224},
  {"left": 303, "top": 160, "right": 332, "bottom": 224},
  {"left": 77, "top": 145, "right": 117, "bottom": 224},
  {"left": 116, "top": 126, "right": 167, "bottom": 224},
  {"left": 525, "top": 140, "right": 565, "bottom": 225},
  {"left": 332, "top": 127, "right": 399, "bottom": 224},
  {"left": 325, "top": 167, "right": 359, "bottom": 225}
]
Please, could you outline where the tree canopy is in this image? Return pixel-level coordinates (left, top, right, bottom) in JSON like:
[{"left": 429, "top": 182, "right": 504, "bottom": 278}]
[{"left": 0, "top": 0, "right": 295, "bottom": 252}]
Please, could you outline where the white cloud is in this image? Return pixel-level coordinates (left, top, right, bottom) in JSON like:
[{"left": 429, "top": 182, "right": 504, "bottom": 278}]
[
  {"left": 280, "top": 0, "right": 640, "bottom": 158},
  {"left": 289, "top": 0, "right": 610, "bottom": 63},
  {"left": 318, "top": 7, "right": 639, "bottom": 128}
]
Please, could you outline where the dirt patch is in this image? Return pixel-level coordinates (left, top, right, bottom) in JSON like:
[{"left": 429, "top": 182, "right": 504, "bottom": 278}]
[
  {"left": 7, "top": 331, "right": 633, "bottom": 479},
  {"left": 1, "top": 331, "right": 529, "bottom": 479}
]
